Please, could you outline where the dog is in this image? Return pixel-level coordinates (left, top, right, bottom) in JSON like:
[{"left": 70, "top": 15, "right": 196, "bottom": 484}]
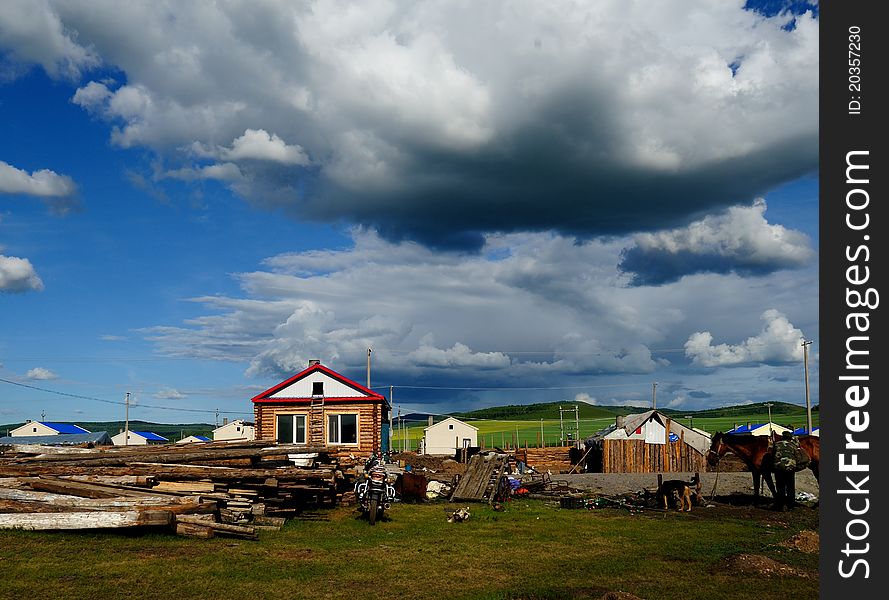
[{"left": 658, "top": 479, "right": 694, "bottom": 512}]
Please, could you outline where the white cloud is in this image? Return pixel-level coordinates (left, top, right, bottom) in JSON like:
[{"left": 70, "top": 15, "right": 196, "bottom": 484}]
[
  {"left": 684, "top": 309, "right": 806, "bottom": 367},
  {"left": 26, "top": 367, "right": 57, "bottom": 380},
  {"left": 0, "top": 255, "right": 44, "bottom": 292},
  {"left": 0, "top": 160, "right": 76, "bottom": 198},
  {"left": 620, "top": 199, "right": 814, "bottom": 284},
  {"left": 0, "top": 0, "right": 99, "bottom": 79},
  {"left": 154, "top": 388, "right": 186, "bottom": 400},
  {"left": 217, "top": 129, "right": 310, "bottom": 165},
  {"left": 408, "top": 342, "right": 511, "bottom": 369}
]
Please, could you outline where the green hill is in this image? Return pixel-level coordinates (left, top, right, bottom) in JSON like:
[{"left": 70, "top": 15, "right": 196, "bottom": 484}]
[{"left": 451, "top": 400, "right": 808, "bottom": 422}]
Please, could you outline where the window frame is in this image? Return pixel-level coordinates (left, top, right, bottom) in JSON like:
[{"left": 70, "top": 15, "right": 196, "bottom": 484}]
[
  {"left": 327, "top": 413, "right": 359, "bottom": 445},
  {"left": 276, "top": 413, "right": 307, "bottom": 444}
]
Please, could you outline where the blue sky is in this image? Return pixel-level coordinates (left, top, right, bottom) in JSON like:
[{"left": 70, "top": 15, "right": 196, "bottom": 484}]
[{"left": 0, "top": 1, "right": 818, "bottom": 425}]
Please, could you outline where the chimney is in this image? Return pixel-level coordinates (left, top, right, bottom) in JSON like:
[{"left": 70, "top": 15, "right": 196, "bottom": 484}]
[
  {"left": 223, "top": 417, "right": 228, "bottom": 426},
  {"left": 308, "top": 359, "right": 321, "bottom": 366},
  {"left": 428, "top": 415, "right": 434, "bottom": 427},
  {"left": 615, "top": 415, "right": 625, "bottom": 428}
]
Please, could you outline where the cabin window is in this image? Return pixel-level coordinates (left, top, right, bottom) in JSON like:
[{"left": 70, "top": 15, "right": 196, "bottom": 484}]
[
  {"left": 328, "top": 414, "right": 358, "bottom": 444},
  {"left": 449, "top": 424, "right": 454, "bottom": 430},
  {"left": 276, "top": 414, "right": 306, "bottom": 444},
  {"left": 33, "top": 427, "right": 38, "bottom": 432},
  {"left": 312, "top": 381, "right": 324, "bottom": 396}
]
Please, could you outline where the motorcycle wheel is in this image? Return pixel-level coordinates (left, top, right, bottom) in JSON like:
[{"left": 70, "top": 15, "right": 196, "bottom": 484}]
[{"left": 368, "top": 498, "right": 379, "bottom": 525}]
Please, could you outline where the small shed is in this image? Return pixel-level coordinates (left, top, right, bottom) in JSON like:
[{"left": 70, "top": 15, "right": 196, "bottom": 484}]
[
  {"left": 212, "top": 420, "right": 256, "bottom": 442},
  {"left": 111, "top": 430, "right": 168, "bottom": 446},
  {"left": 176, "top": 435, "right": 211, "bottom": 444},
  {"left": 421, "top": 417, "right": 478, "bottom": 455},
  {"left": 584, "top": 410, "right": 710, "bottom": 473},
  {"left": 9, "top": 421, "right": 90, "bottom": 437}
]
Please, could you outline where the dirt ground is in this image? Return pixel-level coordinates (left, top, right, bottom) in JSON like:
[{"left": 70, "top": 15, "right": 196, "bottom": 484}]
[{"left": 389, "top": 453, "right": 820, "bottom": 502}]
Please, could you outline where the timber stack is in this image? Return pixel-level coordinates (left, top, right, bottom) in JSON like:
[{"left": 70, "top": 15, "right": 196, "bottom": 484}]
[
  {"left": 0, "top": 440, "right": 352, "bottom": 539},
  {"left": 515, "top": 447, "right": 574, "bottom": 474}
]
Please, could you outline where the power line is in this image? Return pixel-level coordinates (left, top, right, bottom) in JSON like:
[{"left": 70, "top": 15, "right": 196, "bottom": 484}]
[
  {"left": 373, "top": 381, "right": 651, "bottom": 391},
  {"left": 0, "top": 377, "right": 250, "bottom": 416}
]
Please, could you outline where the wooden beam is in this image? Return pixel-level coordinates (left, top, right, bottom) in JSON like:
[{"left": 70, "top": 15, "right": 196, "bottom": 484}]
[{"left": 0, "top": 509, "right": 172, "bottom": 530}]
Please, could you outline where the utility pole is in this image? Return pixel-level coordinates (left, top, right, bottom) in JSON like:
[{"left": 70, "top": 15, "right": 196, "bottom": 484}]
[
  {"left": 366, "top": 348, "right": 372, "bottom": 389},
  {"left": 215, "top": 408, "right": 219, "bottom": 429},
  {"left": 802, "top": 339, "right": 813, "bottom": 433},
  {"left": 575, "top": 405, "right": 580, "bottom": 443},
  {"left": 652, "top": 382, "right": 658, "bottom": 410},
  {"left": 389, "top": 385, "right": 394, "bottom": 454},
  {"left": 41, "top": 409, "right": 46, "bottom": 421},
  {"left": 765, "top": 402, "right": 774, "bottom": 435},
  {"left": 124, "top": 392, "right": 130, "bottom": 447}
]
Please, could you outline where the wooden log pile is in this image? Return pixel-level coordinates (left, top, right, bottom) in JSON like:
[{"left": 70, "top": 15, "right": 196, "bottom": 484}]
[
  {"left": 515, "top": 446, "right": 574, "bottom": 474},
  {"left": 0, "top": 440, "right": 350, "bottom": 539}
]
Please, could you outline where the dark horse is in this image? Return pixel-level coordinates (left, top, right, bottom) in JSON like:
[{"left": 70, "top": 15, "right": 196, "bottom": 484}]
[{"left": 707, "top": 432, "right": 776, "bottom": 504}]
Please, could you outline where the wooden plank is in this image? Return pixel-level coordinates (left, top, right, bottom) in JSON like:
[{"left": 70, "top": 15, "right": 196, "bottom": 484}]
[{"left": 0, "top": 509, "right": 172, "bottom": 530}]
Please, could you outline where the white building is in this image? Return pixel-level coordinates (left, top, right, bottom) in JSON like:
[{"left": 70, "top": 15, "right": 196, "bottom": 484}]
[
  {"left": 212, "top": 419, "right": 255, "bottom": 442},
  {"left": 176, "top": 435, "right": 211, "bottom": 444},
  {"left": 9, "top": 421, "right": 90, "bottom": 437},
  {"left": 728, "top": 422, "right": 791, "bottom": 437},
  {"left": 111, "top": 430, "right": 169, "bottom": 446},
  {"left": 421, "top": 417, "right": 478, "bottom": 455}
]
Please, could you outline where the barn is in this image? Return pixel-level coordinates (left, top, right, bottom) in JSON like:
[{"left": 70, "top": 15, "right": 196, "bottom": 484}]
[
  {"left": 584, "top": 410, "right": 710, "bottom": 473},
  {"left": 251, "top": 360, "right": 389, "bottom": 457}
]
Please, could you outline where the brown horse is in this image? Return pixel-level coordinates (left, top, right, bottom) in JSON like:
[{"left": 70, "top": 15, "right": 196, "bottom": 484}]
[{"left": 706, "top": 432, "right": 776, "bottom": 504}]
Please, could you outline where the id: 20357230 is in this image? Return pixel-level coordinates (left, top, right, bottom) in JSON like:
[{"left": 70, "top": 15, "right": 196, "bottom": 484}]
[{"left": 848, "top": 26, "right": 862, "bottom": 115}]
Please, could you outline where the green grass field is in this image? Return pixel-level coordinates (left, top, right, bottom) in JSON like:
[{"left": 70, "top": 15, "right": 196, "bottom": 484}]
[
  {"left": 391, "top": 412, "right": 820, "bottom": 452},
  {"left": 0, "top": 499, "right": 818, "bottom": 600}
]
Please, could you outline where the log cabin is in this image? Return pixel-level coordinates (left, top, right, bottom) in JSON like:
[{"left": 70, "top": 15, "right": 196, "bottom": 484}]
[{"left": 251, "top": 360, "right": 389, "bottom": 457}]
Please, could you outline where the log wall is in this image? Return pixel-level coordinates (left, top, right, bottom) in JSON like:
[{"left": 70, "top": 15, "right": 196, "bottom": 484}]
[
  {"left": 254, "top": 401, "right": 383, "bottom": 457},
  {"left": 601, "top": 439, "right": 706, "bottom": 473}
]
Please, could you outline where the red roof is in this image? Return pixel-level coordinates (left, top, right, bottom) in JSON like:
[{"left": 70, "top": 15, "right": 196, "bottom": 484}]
[{"left": 250, "top": 363, "right": 386, "bottom": 404}]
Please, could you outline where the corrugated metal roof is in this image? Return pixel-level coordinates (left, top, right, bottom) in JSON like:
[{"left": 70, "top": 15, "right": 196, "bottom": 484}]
[
  {"left": 793, "top": 426, "right": 819, "bottom": 435},
  {"left": 40, "top": 422, "right": 90, "bottom": 434},
  {"left": 0, "top": 431, "right": 112, "bottom": 445},
  {"left": 132, "top": 431, "right": 168, "bottom": 442}
]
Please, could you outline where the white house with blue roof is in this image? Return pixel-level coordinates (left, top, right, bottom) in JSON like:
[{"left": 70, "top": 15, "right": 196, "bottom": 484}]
[
  {"left": 111, "top": 430, "right": 169, "bottom": 446},
  {"left": 727, "top": 422, "right": 791, "bottom": 437},
  {"left": 9, "top": 421, "right": 90, "bottom": 437}
]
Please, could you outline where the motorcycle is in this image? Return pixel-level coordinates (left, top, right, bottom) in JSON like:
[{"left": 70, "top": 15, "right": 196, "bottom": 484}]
[{"left": 355, "top": 456, "right": 396, "bottom": 525}]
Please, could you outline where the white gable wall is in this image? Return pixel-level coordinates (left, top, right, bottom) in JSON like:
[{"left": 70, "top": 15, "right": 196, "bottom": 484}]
[
  {"left": 422, "top": 418, "right": 478, "bottom": 455},
  {"left": 111, "top": 431, "right": 149, "bottom": 446},
  {"left": 269, "top": 371, "right": 367, "bottom": 399},
  {"left": 213, "top": 420, "right": 256, "bottom": 441},
  {"left": 9, "top": 422, "right": 60, "bottom": 437}
]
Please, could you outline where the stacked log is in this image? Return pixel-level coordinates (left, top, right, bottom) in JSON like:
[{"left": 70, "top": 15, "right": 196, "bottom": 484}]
[
  {"left": 515, "top": 447, "right": 573, "bottom": 474},
  {"left": 0, "top": 441, "right": 349, "bottom": 539}
]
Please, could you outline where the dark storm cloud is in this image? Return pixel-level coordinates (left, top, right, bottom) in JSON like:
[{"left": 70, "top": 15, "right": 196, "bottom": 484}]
[{"left": 0, "top": 2, "right": 818, "bottom": 249}]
